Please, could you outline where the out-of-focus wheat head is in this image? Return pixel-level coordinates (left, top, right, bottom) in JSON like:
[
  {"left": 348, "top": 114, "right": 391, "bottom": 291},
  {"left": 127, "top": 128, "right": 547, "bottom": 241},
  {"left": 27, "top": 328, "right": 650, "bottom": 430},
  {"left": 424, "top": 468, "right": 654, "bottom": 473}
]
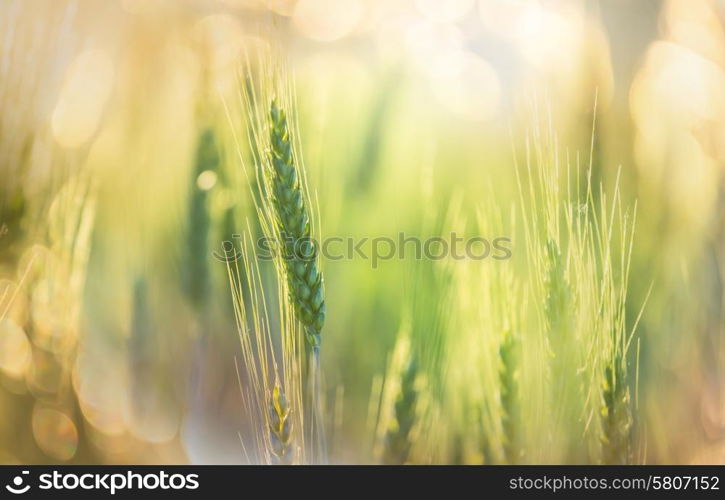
[
  {"left": 442, "top": 195, "right": 521, "bottom": 465},
  {"left": 0, "top": 170, "right": 96, "bottom": 463},
  {"left": 512, "top": 112, "right": 640, "bottom": 464}
]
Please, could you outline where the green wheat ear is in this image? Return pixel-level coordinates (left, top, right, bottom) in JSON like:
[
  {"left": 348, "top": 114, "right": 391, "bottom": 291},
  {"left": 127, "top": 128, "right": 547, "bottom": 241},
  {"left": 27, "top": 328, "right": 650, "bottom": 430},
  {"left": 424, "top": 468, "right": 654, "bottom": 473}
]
[
  {"left": 183, "top": 128, "right": 219, "bottom": 312},
  {"left": 268, "top": 384, "right": 293, "bottom": 464},
  {"left": 601, "top": 359, "right": 633, "bottom": 464},
  {"left": 383, "top": 358, "right": 418, "bottom": 464},
  {"left": 499, "top": 329, "right": 520, "bottom": 464},
  {"left": 268, "top": 98, "right": 325, "bottom": 348},
  {"left": 544, "top": 239, "right": 569, "bottom": 334}
]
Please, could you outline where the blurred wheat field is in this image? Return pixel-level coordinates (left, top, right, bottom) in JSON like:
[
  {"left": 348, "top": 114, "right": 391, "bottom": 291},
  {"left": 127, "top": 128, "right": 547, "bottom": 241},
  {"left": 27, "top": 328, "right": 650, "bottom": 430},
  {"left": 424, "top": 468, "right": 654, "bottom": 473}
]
[{"left": 0, "top": 0, "right": 723, "bottom": 465}]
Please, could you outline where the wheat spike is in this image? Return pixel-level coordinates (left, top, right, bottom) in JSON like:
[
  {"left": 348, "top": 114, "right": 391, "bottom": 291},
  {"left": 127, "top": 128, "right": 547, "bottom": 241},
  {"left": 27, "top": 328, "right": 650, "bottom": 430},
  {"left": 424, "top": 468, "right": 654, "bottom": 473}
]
[
  {"left": 601, "top": 359, "right": 633, "bottom": 464},
  {"left": 268, "top": 384, "right": 293, "bottom": 464},
  {"left": 544, "top": 239, "right": 569, "bottom": 334},
  {"left": 267, "top": 99, "right": 325, "bottom": 349}
]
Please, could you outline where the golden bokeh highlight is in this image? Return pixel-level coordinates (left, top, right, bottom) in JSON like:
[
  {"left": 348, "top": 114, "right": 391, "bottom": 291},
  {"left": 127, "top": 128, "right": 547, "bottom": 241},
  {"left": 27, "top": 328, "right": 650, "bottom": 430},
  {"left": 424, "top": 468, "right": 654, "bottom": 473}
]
[
  {"left": 415, "top": 0, "right": 475, "bottom": 23},
  {"left": 0, "top": 318, "right": 32, "bottom": 379},
  {"left": 31, "top": 406, "right": 79, "bottom": 461},
  {"left": 196, "top": 170, "right": 218, "bottom": 191},
  {"left": 193, "top": 14, "right": 245, "bottom": 95},
  {"left": 630, "top": 0, "right": 725, "bottom": 236},
  {"left": 429, "top": 50, "right": 501, "bottom": 122},
  {"left": 52, "top": 49, "right": 115, "bottom": 149},
  {"left": 293, "top": 0, "right": 364, "bottom": 42},
  {"left": 0, "top": 280, "right": 29, "bottom": 326},
  {"left": 73, "top": 352, "right": 129, "bottom": 437},
  {"left": 26, "top": 347, "right": 64, "bottom": 397}
]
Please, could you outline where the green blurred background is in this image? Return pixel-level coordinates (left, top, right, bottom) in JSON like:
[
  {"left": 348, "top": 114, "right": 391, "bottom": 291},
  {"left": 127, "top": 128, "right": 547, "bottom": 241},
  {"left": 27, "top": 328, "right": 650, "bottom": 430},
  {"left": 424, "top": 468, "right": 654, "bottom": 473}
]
[{"left": 0, "top": 0, "right": 723, "bottom": 464}]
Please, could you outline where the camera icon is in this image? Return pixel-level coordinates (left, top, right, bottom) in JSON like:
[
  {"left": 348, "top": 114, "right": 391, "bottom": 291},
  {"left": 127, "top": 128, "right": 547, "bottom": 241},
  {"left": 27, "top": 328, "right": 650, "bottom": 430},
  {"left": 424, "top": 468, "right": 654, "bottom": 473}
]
[{"left": 5, "top": 471, "right": 30, "bottom": 494}]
